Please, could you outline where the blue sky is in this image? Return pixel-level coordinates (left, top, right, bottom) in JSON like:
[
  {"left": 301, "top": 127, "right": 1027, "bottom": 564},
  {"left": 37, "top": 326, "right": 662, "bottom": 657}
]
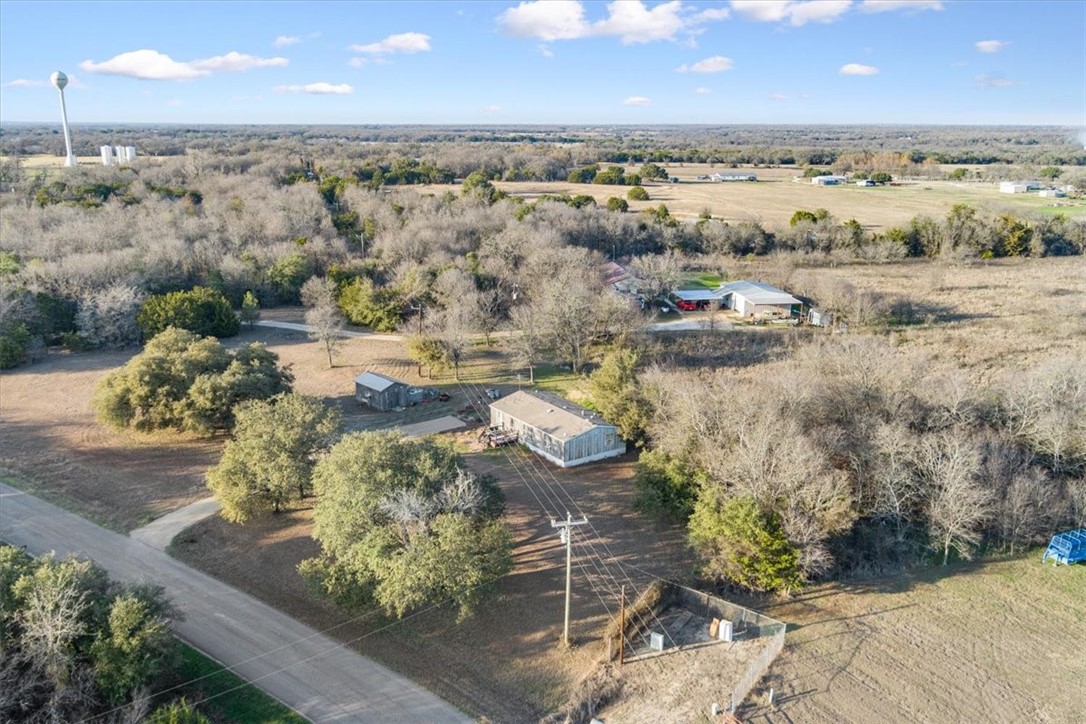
[{"left": 1, "top": 1, "right": 1082, "bottom": 126}]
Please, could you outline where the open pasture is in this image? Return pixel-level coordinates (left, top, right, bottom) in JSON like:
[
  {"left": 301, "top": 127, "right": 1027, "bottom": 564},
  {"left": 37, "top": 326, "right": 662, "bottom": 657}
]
[{"left": 485, "top": 164, "right": 1084, "bottom": 231}]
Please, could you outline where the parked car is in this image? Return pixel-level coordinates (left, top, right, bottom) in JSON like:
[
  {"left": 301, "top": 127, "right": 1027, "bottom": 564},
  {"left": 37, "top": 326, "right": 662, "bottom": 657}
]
[{"left": 676, "top": 300, "right": 698, "bottom": 311}]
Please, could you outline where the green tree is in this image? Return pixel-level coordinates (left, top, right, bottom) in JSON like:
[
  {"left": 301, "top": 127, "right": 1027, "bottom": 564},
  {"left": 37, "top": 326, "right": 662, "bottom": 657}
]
[
  {"left": 688, "top": 495, "right": 803, "bottom": 594},
  {"left": 207, "top": 394, "right": 341, "bottom": 522},
  {"left": 300, "top": 432, "right": 511, "bottom": 620},
  {"left": 90, "top": 591, "right": 177, "bottom": 704},
  {"left": 790, "top": 209, "right": 818, "bottom": 227},
  {"left": 606, "top": 197, "right": 629, "bottom": 212},
  {"left": 265, "top": 252, "right": 314, "bottom": 304},
  {"left": 407, "top": 335, "right": 448, "bottom": 378},
  {"left": 634, "top": 450, "right": 701, "bottom": 522},
  {"left": 94, "top": 327, "right": 292, "bottom": 434},
  {"left": 627, "top": 186, "right": 649, "bottom": 201},
  {"left": 1038, "top": 166, "right": 1061, "bottom": 181},
  {"left": 137, "top": 287, "right": 240, "bottom": 340},
  {"left": 592, "top": 166, "right": 627, "bottom": 185},
  {"left": 947, "top": 167, "right": 970, "bottom": 181},
  {"left": 239, "top": 290, "right": 260, "bottom": 328},
  {"left": 588, "top": 348, "right": 652, "bottom": 446},
  {"left": 639, "top": 162, "right": 669, "bottom": 181},
  {"left": 337, "top": 277, "right": 404, "bottom": 332},
  {"left": 870, "top": 172, "right": 893, "bottom": 184}
]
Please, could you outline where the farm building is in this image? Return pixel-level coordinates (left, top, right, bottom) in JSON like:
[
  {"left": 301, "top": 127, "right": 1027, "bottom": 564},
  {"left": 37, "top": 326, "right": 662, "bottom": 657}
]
[
  {"left": 489, "top": 390, "right": 626, "bottom": 467},
  {"left": 1000, "top": 181, "right": 1043, "bottom": 194},
  {"left": 354, "top": 370, "right": 410, "bottom": 411},
  {"left": 710, "top": 173, "right": 758, "bottom": 182},
  {"left": 1039, "top": 188, "right": 1066, "bottom": 198},
  {"left": 811, "top": 175, "right": 848, "bottom": 186},
  {"left": 672, "top": 280, "right": 801, "bottom": 318}
]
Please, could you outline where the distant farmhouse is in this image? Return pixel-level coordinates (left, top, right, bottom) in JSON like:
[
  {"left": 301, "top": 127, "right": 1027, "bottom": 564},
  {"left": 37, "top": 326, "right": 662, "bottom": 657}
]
[
  {"left": 672, "top": 280, "right": 801, "bottom": 318},
  {"left": 489, "top": 390, "right": 626, "bottom": 468},
  {"left": 811, "top": 175, "right": 849, "bottom": 186},
  {"left": 354, "top": 370, "right": 410, "bottom": 411},
  {"left": 710, "top": 172, "right": 758, "bottom": 182},
  {"left": 999, "top": 181, "right": 1043, "bottom": 194}
]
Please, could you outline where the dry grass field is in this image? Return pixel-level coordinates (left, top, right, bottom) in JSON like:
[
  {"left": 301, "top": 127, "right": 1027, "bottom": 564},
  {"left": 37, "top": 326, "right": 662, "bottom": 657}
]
[
  {"left": 474, "top": 164, "right": 1085, "bottom": 231},
  {"left": 733, "top": 255, "right": 1086, "bottom": 374},
  {"left": 742, "top": 554, "right": 1086, "bottom": 724}
]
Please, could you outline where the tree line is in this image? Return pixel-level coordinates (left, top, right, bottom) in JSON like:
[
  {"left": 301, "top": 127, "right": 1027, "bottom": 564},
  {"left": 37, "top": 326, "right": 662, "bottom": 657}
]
[{"left": 587, "top": 338, "right": 1084, "bottom": 594}]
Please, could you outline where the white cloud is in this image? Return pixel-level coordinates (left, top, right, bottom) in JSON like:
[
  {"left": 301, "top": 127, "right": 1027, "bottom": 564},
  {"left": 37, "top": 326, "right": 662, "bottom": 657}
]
[
  {"left": 275, "top": 82, "right": 353, "bottom": 94},
  {"left": 730, "top": 1, "right": 852, "bottom": 26},
  {"left": 975, "top": 39, "right": 1009, "bottom": 53},
  {"left": 769, "top": 92, "right": 788, "bottom": 100},
  {"left": 788, "top": 0, "right": 852, "bottom": 25},
  {"left": 730, "top": 1, "right": 789, "bottom": 22},
  {"left": 81, "top": 49, "right": 287, "bottom": 81},
  {"left": 81, "top": 49, "right": 208, "bottom": 80},
  {"left": 623, "top": 95, "right": 652, "bottom": 106},
  {"left": 498, "top": 0, "right": 589, "bottom": 41},
  {"left": 594, "top": 0, "right": 685, "bottom": 44},
  {"left": 676, "top": 55, "right": 734, "bottom": 73},
  {"left": 498, "top": 0, "right": 728, "bottom": 44},
  {"left": 840, "top": 63, "right": 879, "bottom": 75},
  {"left": 274, "top": 35, "right": 301, "bottom": 47},
  {"left": 974, "top": 73, "right": 1017, "bottom": 89},
  {"left": 349, "top": 32, "right": 431, "bottom": 54},
  {"left": 539, "top": 44, "right": 555, "bottom": 57},
  {"left": 348, "top": 57, "right": 369, "bottom": 68},
  {"left": 190, "top": 52, "right": 288, "bottom": 72},
  {"left": 5, "top": 79, "right": 46, "bottom": 88},
  {"left": 484, "top": 104, "right": 502, "bottom": 112},
  {"left": 695, "top": 86, "right": 712, "bottom": 94},
  {"left": 694, "top": 7, "right": 732, "bottom": 22},
  {"left": 860, "top": 0, "right": 942, "bottom": 12},
  {"left": 165, "top": 99, "right": 183, "bottom": 106}
]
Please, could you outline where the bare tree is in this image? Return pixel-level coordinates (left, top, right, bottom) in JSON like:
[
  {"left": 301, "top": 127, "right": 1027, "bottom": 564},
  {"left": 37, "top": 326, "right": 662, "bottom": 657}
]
[
  {"left": 919, "top": 434, "right": 992, "bottom": 565},
  {"left": 301, "top": 276, "right": 344, "bottom": 368},
  {"left": 508, "top": 302, "right": 542, "bottom": 384}
]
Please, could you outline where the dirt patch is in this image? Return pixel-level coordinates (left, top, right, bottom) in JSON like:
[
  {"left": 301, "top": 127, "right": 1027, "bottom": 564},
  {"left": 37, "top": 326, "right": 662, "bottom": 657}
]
[
  {"left": 0, "top": 350, "right": 221, "bottom": 532},
  {"left": 739, "top": 555, "right": 1086, "bottom": 723},
  {"left": 171, "top": 449, "right": 695, "bottom": 721}
]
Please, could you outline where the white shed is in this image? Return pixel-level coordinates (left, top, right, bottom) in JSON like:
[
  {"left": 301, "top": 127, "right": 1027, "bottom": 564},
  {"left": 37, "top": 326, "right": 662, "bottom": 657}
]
[{"left": 489, "top": 391, "right": 626, "bottom": 468}]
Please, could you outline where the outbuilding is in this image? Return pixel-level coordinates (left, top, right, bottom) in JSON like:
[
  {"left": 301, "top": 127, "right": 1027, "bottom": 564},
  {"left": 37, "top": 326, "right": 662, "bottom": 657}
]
[
  {"left": 489, "top": 390, "right": 626, "bottom": 468},
  {"left": 354, "top": 370, "right": 410, "bottom": 411},
  {"left": 672, "top": 280, "right": 801, "bottom": 318}
]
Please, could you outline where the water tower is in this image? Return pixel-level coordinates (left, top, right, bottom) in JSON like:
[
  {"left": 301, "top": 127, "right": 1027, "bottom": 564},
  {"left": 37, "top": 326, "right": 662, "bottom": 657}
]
[{"left": 50, "top": 71, "right": 77, "bottom": 168}]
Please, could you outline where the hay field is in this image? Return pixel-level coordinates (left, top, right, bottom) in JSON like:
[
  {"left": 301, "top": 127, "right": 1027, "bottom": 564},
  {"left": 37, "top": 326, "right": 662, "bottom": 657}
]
[{"left": 483, "top": 164, "right": 1084, "bottom": 231}]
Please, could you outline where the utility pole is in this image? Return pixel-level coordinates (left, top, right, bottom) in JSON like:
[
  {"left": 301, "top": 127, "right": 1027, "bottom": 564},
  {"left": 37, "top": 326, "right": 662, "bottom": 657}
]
[
  {"left": 410, "top": 303, "right": 423, "bottom": 377},
  {"left": 551, "top": 512, "right": 589, "bottom": 647}
]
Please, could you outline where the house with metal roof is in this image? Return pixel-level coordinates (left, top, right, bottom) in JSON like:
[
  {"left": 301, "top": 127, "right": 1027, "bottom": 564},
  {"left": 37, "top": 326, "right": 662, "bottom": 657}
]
[
  {"left": 671, "top": 280, "right": 801, "bottom": 318},
  {"left": 354, "top": 370, "right": 410, "bottom": 411},
  {"left": 489, "top": 390, "right": 626, "bottom": 468}
]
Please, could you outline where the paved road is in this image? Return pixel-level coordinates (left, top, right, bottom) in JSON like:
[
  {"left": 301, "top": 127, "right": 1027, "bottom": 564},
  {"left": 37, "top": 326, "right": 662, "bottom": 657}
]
[
  {"left": 0, "top": 483, "right": 472, "bottom": 724},
  {"left": 130, "top": 496, "right": 222, "bottom": 550}
]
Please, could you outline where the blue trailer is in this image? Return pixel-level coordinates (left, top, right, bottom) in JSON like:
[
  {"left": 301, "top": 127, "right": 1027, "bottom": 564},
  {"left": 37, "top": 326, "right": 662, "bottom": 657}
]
[{"left": 1042, "top": 529, "right": 1086, "bottom": 565}]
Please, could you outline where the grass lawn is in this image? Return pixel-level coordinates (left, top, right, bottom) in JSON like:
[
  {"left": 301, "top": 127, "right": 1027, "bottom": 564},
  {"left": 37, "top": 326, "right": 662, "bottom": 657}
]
[
  {"left": 175, "top": 644, "right": 307, "bottom": 724},
  {"left": 684, "top": 272, "right": 724, "bottom": 289}
]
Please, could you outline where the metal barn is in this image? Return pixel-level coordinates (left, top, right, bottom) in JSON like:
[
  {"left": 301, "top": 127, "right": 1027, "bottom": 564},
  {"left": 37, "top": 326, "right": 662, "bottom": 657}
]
[
  {"left": 354, "top": 370, "right": 410, "bottom": 411},
  {"left": 489, "top": 390, "right": 626, "bottom": 468}
]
